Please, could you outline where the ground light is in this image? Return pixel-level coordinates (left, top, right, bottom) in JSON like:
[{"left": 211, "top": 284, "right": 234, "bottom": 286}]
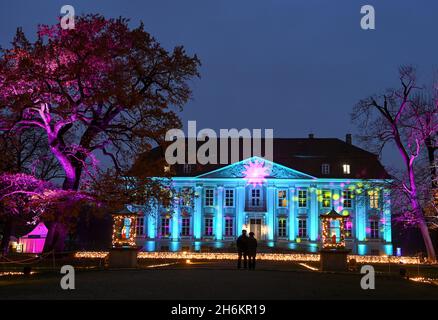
[{"left": 74, "top": 251, "right": 420, "bottom": 264}]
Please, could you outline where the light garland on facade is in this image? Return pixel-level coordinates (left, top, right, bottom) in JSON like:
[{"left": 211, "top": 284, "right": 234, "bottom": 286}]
[{"left": 74, "top": 251, "right": 421, "bottom": 264}]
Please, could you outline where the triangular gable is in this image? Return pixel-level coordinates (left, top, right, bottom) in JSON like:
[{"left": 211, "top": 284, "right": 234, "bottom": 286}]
[{"left": 195, "top": 156, "right": 316, "bottom": 179}]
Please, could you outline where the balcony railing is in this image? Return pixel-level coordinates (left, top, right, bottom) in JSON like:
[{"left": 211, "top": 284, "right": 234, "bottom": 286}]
[{"left": 245, "top": 200, "right": 267, "bottom": 212}]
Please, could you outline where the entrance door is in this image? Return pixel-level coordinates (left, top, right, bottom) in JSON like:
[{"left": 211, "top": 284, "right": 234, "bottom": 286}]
[{"left": 249, "top": 218, "right": 262, "bottom": 240}]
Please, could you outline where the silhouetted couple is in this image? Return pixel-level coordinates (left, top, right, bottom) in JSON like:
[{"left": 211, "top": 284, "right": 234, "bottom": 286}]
[{"left": 236, "top": 229, "right": 257, "bottom": 270}]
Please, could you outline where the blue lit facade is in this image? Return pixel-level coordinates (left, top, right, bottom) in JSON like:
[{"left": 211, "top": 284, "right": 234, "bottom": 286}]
[{"left": 134, "top": 155, "right": 392, "bottom": 255}]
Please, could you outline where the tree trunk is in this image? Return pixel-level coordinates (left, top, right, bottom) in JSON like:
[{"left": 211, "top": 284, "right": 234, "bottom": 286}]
[
  {"left": 44, "top": 145, "right": 81, "bottom": 252},
  {"left": 425, "top": 137, "right": 437, "bottom": 189},
  {"left": 43, "top": 221, "right": 68, "bottom": 253},
  {"left": 0, "top": 219, "right": 13, "bottom": 255},
  {"left": 418, "top": 218, "right": 436, "bottom": 262}
]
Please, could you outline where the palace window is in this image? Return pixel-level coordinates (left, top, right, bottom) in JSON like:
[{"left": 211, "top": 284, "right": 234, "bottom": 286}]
[
  {"left": 181, "top": 217, "right": 191, "bottom": 236},
  {"left": 342, "top": 164, "right": 351, "bottom": 174},
  {"left": 204, "top": 188, "right": 214, "bottom": 207},
  {"left": 225, "top": 189, "right": 235, "bottom": 207},
  {"left": 322, "top": 189, "right": 331, "bottom": 208},
  {"left": 278, "top": 218, "right": 287, "bottom": 238},
  {"left": 370, "top": 220, "right": 379, "bottom": 239},
  {"left": 160, "top": 217, "right": 170, "bottom": 237},
  {"left": 181, "top": 187, "right": 194, "bottom": 207},
  {"left": 321, "top": 164, "right": 330, "bottom": 175},
  {"left": 251, "top": 188, "right": 261, "bottom": 207},
  {"left": 135, "top": 217, "right": 145, "bottom": 236},
  {"left": 277, "top": 190, "right": 288, "bottom": 207},
  {"left": 298, "top": 190, "right": 307, "bottom": 207},
  {"left": 342, "top": 190, "right": 353, "bottom": 208},
  {"left": 369, "top": 190, "right": 380, "bottom": 209},
  {"left": 298, "top": 218, "right": 307, "bottom": 238},
  {"left": 344, "top": 217, "right": 353, "bottom": 238},
  {"left": 204, "top": 217, "right": 213, "bottom": 236},
  {"left": 225, "top": 217, "right": 234, "bottom": 237}
]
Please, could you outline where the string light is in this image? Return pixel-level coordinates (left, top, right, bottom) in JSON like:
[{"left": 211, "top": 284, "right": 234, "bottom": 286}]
[
  {"left": 0, "top": 271, "right": 36, "bottom": 277},
  {"left": 409, "top": 277, "right": 438, "bottom": 285},
  {"left": 320, "top": 210, "right": 348, "bottom": 249},
  {"left": 147, "top": 262, "right": 178, "bottom": 268},
  {"left": 74, "top": 251, "right": 421, "bottom": 264},
  {"left": 298, "top": 263, "right": 319, "bottom": 271}
]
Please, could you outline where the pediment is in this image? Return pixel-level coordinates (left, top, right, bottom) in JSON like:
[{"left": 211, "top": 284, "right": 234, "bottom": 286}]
[{"left": 195, "top": 156, "right": 315, "bottom": 180}]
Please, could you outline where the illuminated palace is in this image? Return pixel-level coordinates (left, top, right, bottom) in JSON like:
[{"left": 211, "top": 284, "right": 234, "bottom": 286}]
[{"left": 132, "top": 135, "right": 393, "bottom": 255}]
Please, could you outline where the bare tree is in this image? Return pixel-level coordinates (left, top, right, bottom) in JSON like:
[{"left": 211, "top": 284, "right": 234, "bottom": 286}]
[{"left": 353, "top": 66, "right": 437, "bottom": 261}]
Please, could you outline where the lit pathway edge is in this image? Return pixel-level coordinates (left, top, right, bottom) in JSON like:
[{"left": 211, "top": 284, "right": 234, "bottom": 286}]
[{"left": 74, "top": 251, "right": 420, "bottom": 264}]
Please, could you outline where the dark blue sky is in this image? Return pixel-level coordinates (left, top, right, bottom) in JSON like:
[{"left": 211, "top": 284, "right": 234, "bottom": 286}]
[{"left": 1, "top": 0, "right": 437, "bottom": 169}]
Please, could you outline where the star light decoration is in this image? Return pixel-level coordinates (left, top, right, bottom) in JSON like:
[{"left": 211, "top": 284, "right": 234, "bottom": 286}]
[{"left": 242, "top": 159, "right": 271, "bottom": 186}]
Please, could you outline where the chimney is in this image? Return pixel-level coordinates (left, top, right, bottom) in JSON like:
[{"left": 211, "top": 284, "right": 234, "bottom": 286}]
[
  {"left": 308, "top": 133, "right": 314, "bottom": 139},
  {"left": 346, "top": 133, "right": 352, "bottom": 145}
]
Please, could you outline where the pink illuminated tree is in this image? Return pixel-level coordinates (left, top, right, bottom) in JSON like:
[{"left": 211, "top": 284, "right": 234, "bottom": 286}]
[
  {"left": 0, "top": 173, "right": 95, "bottom": 253},
  {"left": 353, "top": 66, "right": 437, "bottom": 261},
  {"left": 0, "top": 15, "right": 200, "bottom": 251},
  {"left": 0, "top": 173, "right": 51, "bottom": 253}
]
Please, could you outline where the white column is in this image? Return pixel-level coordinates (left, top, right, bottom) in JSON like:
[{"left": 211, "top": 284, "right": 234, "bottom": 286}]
[
  {"left": 216, "top": 186, "right": 224, "bottom": 240},
  {"left": 267, "top": 186, "right": 275, "bottom": 241},
  {"left": 356, "top": 193, "right": 366, "bottom": 241},
  {"left": 194, "top": 186, "right": 202, "bottom": 239},
  {"left": 383, "top": 189, "right": 391, "bottom": 242},
  {"left": 236, "top": 186, "right": 245, "bottom": 234},
  {"left": 288, "top": 187, "right": 296, "bottom": 241},
  {"left": 172, "top": 193, "right": 180, "bottom": 241},
  {"left": 334, "top": 188, "right": 341, "bottom": 212},
  {"left": 147, "top": 204, "right": 157, "bottom": 239},
  {"left": 309, "top": 186, "right": 318, "bottom": 241}
]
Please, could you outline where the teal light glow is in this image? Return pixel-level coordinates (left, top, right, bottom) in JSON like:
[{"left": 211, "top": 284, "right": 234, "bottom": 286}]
[
  {"left": 355, "top": 199, "right": 366, "bottom": 241},
  {"left": 170, "top": 241, "right": 180, "bottom": 252},
  {"left": 384, "top": 244, "right": 393, "bottom": 256},
  {"left": 147, "top": 215, "right": 156, "bottom": 238},
  {"left": 172, "top": 206, "right": 179, "bottom": 241},
  {"left": 307, "top": 243, "right": 318, "bottom": 253},
  {"left": 144, "top": 241, "right": 156, "bottom": 252},
  {"left": 309, "top": 191, "right": 318, "bottom": 241},
  {"left": 194, "top": 187, "right": 202, "bottom": 239},
  {"left": 216, "top": 188, "right": 224, "bottom": 240},
  {"left": 358, "top": 244, "right": 367, "bottom": 256}
]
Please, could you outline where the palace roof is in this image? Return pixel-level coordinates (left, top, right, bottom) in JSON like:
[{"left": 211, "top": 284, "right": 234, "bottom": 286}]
[{"left": 133, "top": 136, "right": 390, "bottom": 180}]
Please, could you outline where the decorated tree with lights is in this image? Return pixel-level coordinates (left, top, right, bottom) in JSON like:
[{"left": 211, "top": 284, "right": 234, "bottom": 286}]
[
  {"left": 353, "top": 66, "right": 437, "bottom": 261},
  {"left": 0, "top": 14, "right": 200, "bottom": 251}
]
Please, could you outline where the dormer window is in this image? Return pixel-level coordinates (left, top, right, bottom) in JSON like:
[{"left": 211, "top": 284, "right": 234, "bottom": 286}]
[
  {"left": 321, "top": 164, "right": 330, "bottom": 175},
  {"left": 183, "top": 164, "right": 192, "bottom": 174},
  {"left": 342, "top": 164, "right": 350, "bottom": 174}
]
